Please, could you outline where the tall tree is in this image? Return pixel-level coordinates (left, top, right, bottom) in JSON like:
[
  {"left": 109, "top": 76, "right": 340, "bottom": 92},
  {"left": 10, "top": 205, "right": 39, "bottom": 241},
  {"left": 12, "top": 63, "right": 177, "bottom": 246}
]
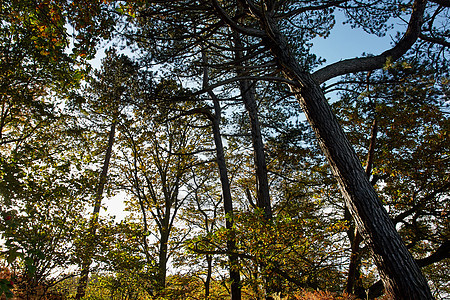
[
  {"left": 116, "top": 79, "right": 205, "bottom": 293},
  {"left": 0, "top": 107, "right": 94, "bottom": 298},
  {"left": 123, "top": 0, "right": 450, "bottom": 298},
  {"left": 74, "top": 50, "right": 142, "bottom": 299},
  {"left": 333, "top": 60, "right": 449, "bottom": 298},
  {"left": 232, "top": 29, "right": 272, "bottom": 219}
]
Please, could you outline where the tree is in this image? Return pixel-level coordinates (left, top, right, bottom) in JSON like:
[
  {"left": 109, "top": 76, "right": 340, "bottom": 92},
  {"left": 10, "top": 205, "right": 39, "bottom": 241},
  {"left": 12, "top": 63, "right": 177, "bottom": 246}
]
[
  {"left": 123, "top": 0, "right": 450, "bottom": 298},
  {"left": 3, "top": 0, "right": 449, "bottom": 298},
  {"left": 0, "top": 111, "right": 92, "bottom": 298},
  {"left": 73, "top": 50, "right": 143, "bottom": 299},
  {"left": 179, "top": 159, "right": 226, "bottom": 300},
  {"left": 116, "top": 79, "right": 206, "bottom": 294},
  {"left": 333, "top": 60, "right": 449, "bottom": 298}
]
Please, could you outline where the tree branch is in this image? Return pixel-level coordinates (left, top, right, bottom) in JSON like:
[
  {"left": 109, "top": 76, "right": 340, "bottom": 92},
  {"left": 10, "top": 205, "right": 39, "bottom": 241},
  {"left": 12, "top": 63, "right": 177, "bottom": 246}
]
[
  {"left": 193, "top": 75, "right": 296, "bottom": 96},
  {"left": 210, "top": 0, "right": 266, "bottom": 37},
  {"left": 312, "top": 0, "right": 427, "bottom": 84},
  {"left": 429, "top": 0, "right": 450, "bottom": 7},
  {"left": 416, "top": 240, "right": 450, "bottom": 267},
  {"left": 276, "top": 0, "right": 351, "bottom": 19},
  {"left": 419, "top": 32, "right": 450, "bottom": 47}
]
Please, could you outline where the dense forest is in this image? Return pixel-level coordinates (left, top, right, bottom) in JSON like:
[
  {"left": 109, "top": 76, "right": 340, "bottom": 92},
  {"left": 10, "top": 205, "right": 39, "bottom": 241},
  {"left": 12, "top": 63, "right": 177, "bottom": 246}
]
[{"left": 0, "top": 1, "right": 449, "bottom": 299}]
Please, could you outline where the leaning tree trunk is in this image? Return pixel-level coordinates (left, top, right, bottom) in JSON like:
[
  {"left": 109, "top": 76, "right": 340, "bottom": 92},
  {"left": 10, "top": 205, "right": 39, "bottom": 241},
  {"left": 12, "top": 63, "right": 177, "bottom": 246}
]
[
  {"left": 232, "top": 31, "right": 272, "bottom": 220},
  {"left": 291, "top": 68, "right": 432, "bottom": 300},
  {"left": 268, "top": 44, "right": 432, "bottom": 300},
  {"left": 246, "top": 2, "right": 434, "bottom": 297},
  {"left": 76, "top": 121, "right": 116, "bottom": 299},
  {"left": 202, "top": 49, "right": 241, "bottom": 300}
]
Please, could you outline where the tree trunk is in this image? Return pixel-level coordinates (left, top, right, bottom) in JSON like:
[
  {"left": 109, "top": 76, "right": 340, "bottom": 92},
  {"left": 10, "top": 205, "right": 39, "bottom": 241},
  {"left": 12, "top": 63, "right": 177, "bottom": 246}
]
[
  {"left": 205, "top": 254, "right": 212, "bottom": 299},
  {"left": 346, "top": 118, "right": 378, "bottom": 295},
  {"left": 211, "top": 100, "right": 241, "bottom": 300},
  {"left": 213, "top": 101, "right": 241, "bottom": 300},
  {"left": 209, "top": 0, "right": 433, "bottom": 297},
  {"left": 296, "top": 77, "right": 431, "bottom": 300},
  {"left": 345, "top": 223, "right": 363, "bottom": 295},
  {"left": 257, "top": 14, "right": 434, "bottom": 299},
  {"left": 290, "top": 72, "right": 431, "bottom": 299},
  {"left": 157, "top": 225, "right": 169, "bottom": 291},
  {"left": 232, "top": 29, "right": 272, "bottom": 220},
  {"left": 76, "top": 121, "right": 116, "bottom": 299},
  {"left": 202, "top": 48, "right": 241, "bottom": 300}
]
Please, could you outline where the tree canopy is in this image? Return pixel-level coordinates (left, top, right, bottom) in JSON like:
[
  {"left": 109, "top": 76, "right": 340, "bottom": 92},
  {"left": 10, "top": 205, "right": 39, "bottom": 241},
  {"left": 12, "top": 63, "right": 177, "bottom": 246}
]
[{"left": 0, "top": 1, "right": 449, "bottom": 299}]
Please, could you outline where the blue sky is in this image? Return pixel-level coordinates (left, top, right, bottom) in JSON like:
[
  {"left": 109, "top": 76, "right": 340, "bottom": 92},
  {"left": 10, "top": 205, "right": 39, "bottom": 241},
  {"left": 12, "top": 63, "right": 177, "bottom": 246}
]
[{"left": 312, "top": 13, "right": 397, "bottom": 70}]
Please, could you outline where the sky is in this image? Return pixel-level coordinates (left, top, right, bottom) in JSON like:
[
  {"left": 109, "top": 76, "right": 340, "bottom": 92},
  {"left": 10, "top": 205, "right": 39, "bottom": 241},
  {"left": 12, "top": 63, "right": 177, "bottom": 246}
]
[
  {"left": 311, "top": 12, "right": 397, "bottom": 71},
  {"left": 100, "top": 10, "right": 401, "bottom": 222}
]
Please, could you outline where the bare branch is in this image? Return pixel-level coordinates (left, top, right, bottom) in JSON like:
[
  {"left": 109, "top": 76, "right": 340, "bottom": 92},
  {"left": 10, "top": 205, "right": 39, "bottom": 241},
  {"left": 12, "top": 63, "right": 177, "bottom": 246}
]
[
  {"left": 312, "top": 0, "right": 427, "bottom": 83},
  {"left": 193, "top": 75, "right": 296, "bottom": 96},
  {"left": 429, "top": 0, "right": 450, "bottom": 7}
]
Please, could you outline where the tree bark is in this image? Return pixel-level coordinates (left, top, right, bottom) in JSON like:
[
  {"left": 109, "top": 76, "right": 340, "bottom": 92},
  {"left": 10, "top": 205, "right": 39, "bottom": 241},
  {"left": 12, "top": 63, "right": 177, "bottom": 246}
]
[
  {"left": 269, "top": 49, "right": 432, "bottom": 300},
  {"left": 292, "top": 74, "right": 432, "bottom": 300},
  {"left": 256, "top": 10, "right": 434, "bottom": 300},
  {"left": 345, "top": 218, "right": 363, "bottom": 295},
  {"left": 205, "top": 254, "right": 212, "bottom": 299}
]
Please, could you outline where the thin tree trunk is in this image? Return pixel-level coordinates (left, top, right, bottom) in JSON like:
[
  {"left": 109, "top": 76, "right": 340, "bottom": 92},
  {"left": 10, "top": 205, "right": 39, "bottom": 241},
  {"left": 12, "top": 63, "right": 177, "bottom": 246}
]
[
  {"left": 205, "top": 254, "right": 212, "bottom": 299},
  {"left": 202, "top": 49, "right": 241, "bottom": 300},
  {"left": 346, "top": 118, "right": 378, "bottom": 295},
  {"left": 211, "top": 103, "right": 241, "bottom": 300},
  {"left": 345, "top": 223, "right": 363, "bottom": 295},
  {"left": 76, "top": 121, "right": 116, "bottom": 299},
  {"left": 234, "top": 20, "right": 275, "bottom": 298},
  {"left": 232, "top": 28, "right": 272, "bottom": 220}
]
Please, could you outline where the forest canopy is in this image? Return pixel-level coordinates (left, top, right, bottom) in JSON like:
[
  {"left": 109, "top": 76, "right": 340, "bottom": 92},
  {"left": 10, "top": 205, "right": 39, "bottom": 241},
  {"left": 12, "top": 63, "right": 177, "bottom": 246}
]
[{"left": 0, "top": 0, "right": 449, "bottom": 299}]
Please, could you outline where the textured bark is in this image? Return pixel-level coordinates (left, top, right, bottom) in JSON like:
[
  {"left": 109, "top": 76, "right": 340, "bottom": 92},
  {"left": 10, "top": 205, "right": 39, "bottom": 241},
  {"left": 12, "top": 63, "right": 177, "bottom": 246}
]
[
  {"left": 366, "top": 240, "right": 450, "bottom": 298},
  {"left": 291, "top": 75, "right": 432, "bottom": 300},
  {"left": 257, "top": 10, "right": 433, "bottom": 300},
  {"left": 346, "top": 118, "right": 378, "bottom": 295},
  {"left": 76, "top": 121, "right": 116, "bottom": 300}
]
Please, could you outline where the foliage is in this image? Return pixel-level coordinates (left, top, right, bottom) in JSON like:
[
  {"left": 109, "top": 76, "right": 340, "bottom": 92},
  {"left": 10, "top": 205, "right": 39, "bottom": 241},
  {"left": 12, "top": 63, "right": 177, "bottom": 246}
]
[
  {"left": 0, "top": 115, "right": 93, "bottom": 298},
  {"left": 1, "top": 0, "right": 449, "bottom": 299},
  {"left": 333, "top": 60, "right": 450, "bottom": 297}
]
